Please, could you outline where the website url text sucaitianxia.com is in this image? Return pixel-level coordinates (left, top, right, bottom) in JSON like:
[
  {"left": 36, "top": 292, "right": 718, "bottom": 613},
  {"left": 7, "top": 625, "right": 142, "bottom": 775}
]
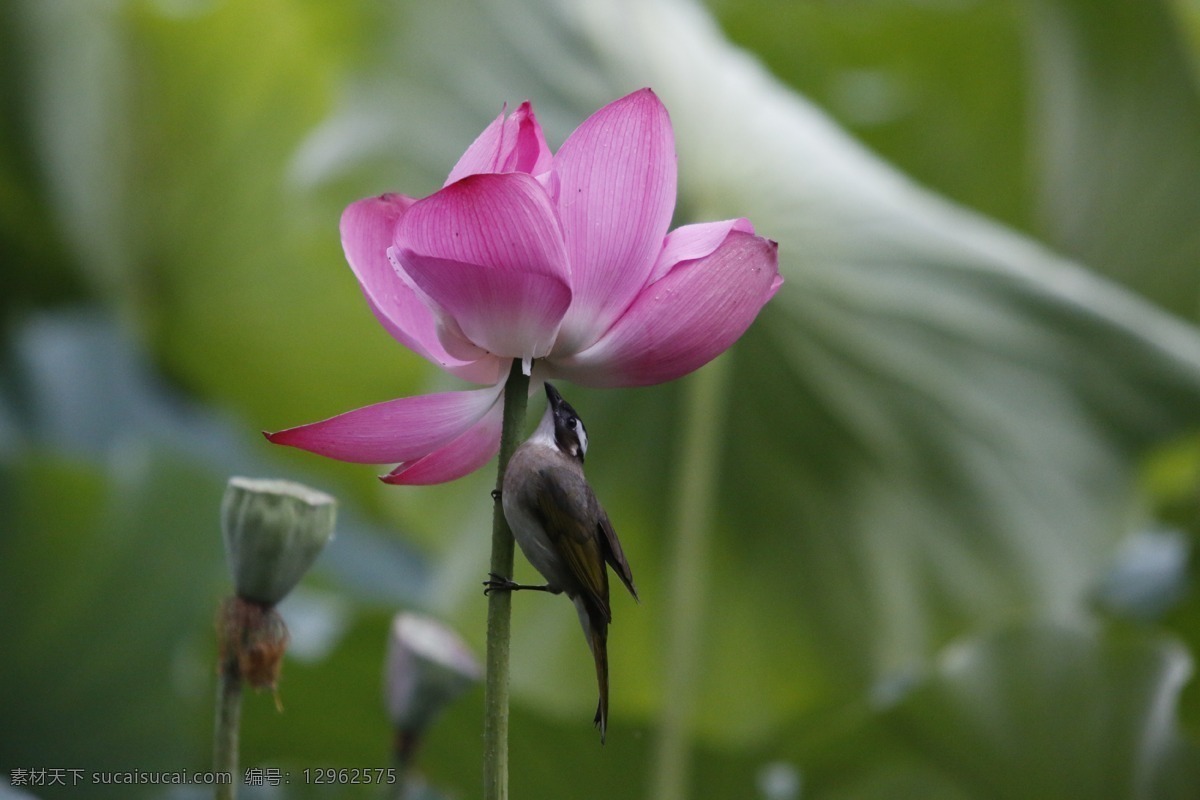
[{"left": 8, "top": 768, "right": 232, "bottom": 788}]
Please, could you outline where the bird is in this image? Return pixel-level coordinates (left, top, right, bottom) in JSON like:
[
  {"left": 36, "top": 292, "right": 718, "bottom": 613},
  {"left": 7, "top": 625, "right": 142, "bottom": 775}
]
[{"left": 485, "top": 381, "right": 638, "bottom": 743}]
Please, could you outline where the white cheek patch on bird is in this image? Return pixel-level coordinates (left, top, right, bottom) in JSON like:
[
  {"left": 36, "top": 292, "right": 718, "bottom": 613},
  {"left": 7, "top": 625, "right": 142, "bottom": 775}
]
[{"left": 574, "top": 419, "right": 588, "bottom": 457}]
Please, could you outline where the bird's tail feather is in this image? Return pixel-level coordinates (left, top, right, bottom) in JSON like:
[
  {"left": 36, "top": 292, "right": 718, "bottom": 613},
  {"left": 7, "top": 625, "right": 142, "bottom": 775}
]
[{"left": 588, "top": 618, "right": 609, "bottom": 744}]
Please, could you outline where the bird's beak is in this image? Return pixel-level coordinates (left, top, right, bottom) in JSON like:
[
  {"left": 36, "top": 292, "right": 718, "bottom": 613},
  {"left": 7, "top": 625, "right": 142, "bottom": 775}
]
[{"left": 544, "top": 382, "right": 564, "bottom": 409}]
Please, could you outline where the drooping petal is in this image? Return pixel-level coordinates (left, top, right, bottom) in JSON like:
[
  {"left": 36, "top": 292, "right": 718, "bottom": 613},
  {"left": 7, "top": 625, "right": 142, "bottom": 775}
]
[
  {"left": 445, "top": 101, "right": 552, "bottom": 185},
  {"left": 394, "top": 173, "right": 572, "bottom": 361},
  {"left": 550, "top": 88, "right": 678, "bottom": 353},
  {"left": 551, "top": 230, "right": 781, "bottom": 388},
  {"left": 381, "top": 397, "right": 505, "bottom": 485},
  {"left": 265, "top": 383, "right": 504, "bottom": 464},
  {"left": 341, "top": 195, "right": 505, "bottom": 384}
]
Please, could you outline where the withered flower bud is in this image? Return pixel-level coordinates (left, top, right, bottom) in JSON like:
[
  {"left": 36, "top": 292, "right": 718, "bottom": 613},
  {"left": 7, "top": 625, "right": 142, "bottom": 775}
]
[{"left": 384, "top": 612, "right": 481, "bottom": 761}]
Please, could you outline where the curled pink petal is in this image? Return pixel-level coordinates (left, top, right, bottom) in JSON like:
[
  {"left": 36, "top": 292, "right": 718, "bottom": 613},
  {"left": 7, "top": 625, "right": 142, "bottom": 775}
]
[
  {"left": 648, "top": 218, "right": 756, "bottom": 283},
  {"left": 265, "top": 383, "right": 504, "bottom": 464},
  {"left": 395, "top": 173, "right": 572, "bottom": 361},
  {"left": 341, "top": 195, "right": 504, "bottom": 384},
  {"left": 551, "top": 88, "right": 678, "bottom": 353},
  {"left": 445, "top": 101, "right": 552, "bottom": 185},
  {"left": 341, "top": 194, "right": 424, "bottom": 353},
  {"left": 386, "top": 245, "right": 492, "bottom": 364},
  {"left": 552, "top": 231, "right": 781, "bottom": 388},
  {"left": 381, "top": 398, "right": 505, "bottom": 485}
]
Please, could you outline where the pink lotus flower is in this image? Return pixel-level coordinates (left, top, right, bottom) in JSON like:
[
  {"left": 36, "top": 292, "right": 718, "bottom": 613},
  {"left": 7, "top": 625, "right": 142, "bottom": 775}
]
[{"left": 268, "top": 89, "right": 781, "bottom": 484}]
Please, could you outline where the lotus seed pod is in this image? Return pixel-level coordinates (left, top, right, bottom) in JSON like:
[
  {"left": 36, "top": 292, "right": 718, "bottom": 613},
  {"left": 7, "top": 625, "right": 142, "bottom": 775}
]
[{"left": 221, "top": 477, "right": 336, "bottom": 605}]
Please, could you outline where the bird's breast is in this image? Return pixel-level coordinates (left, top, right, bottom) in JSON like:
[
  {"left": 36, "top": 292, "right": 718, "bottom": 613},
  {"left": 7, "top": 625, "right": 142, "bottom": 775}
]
[{"left": 502, "top": 445, "right": 573, "bottom": 591}]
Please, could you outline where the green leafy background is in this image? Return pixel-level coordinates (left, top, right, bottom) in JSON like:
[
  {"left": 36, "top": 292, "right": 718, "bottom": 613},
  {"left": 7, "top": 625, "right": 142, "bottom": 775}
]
[{"left": 3, "top": 0, "right": 1200, "bottom": 798}]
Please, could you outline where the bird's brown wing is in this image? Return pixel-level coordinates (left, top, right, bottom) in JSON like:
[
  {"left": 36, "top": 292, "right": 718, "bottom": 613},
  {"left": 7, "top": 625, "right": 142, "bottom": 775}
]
[
  {"left": 533, "top": 466, "right": 611, "bottom": 621},
  {"left": 598, "top": 509, "right": 638, "bottom": 602}
]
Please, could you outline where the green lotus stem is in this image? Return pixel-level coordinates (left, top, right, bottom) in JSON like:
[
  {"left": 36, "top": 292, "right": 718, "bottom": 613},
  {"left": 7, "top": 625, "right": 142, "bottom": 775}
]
[
  {"left": 483, "top": 359, "right": 531, "bottom": 800},
  {"left": 214, "top": 655, "right": 242, "bottom": 800},
  {"left": 648, "top": 358, "right": 731, "bottom": 800}
]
